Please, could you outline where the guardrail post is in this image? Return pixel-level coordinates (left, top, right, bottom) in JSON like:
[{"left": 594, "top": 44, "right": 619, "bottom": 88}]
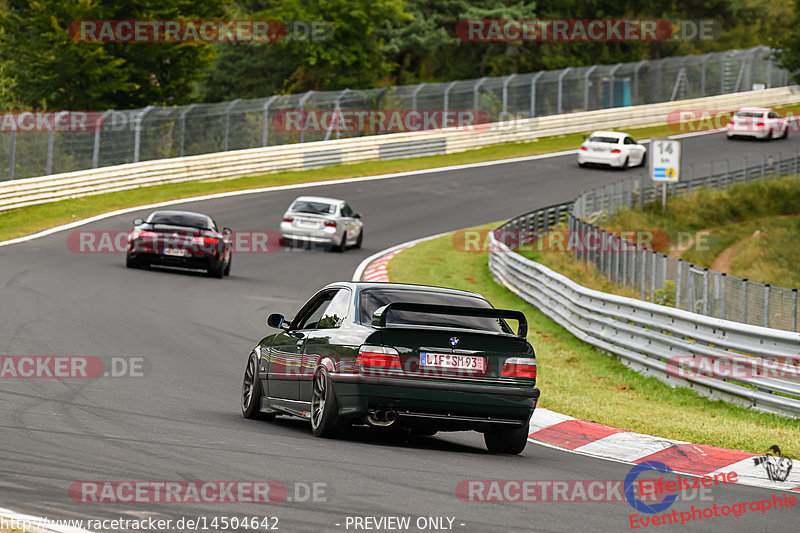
[
  {"left": 583, "top": 66, "right": 597, "bottom": 110},
  {"left": 473, "top": 77, "right": 487, "bottom": 112},
  {"left": 650, "top": 251, "right": 657, "bottom": 300},
  {"left": 639, "top": 249, "right": 646, "bottom": 299},
  {"left": 501, "top": 74, "right": 515, "bottom": 117},
  {"left": 260, "top": 96, "right": 278, "bottom": 148},
  {"left": 792, "top": 288, "right": 798, "bottom": 332},
  {"left": 133, "top": 106, "right": 154, "bottom": 163},
  {"left": 411, "top": 83, "right": 425, "bottom": 111},
  {"left": 223, "top": 99, "right": 241, "bottom": 151},
  {"left": 763, "top": 284, "right": 770, "bottom": 327},
  {"left": 702, "top": 268, "right": 709, "bottom": 315},
  {"left": 614, "top": 237, "right": 621, "bottom": 285},
  {"left": 720, "top": 273, "right": 727, "bottom": 319},
  {"left": 529, "top": 72, "right": 543, "bottom": 118},
  {"left": 8, "top": 131, "right": 15, "bottom": 179},
  {"left": 675, "top": 260, "right": 683, "bottom": 309},
  {"left": 443, "top": 81, "right": 458, "bottom": 113},
  {"left": 298, "top": 91, "right": 315, "bottom": 143},
  {"left": 742, "top": 278, "right": 749, "bottom": 323},
  {"left": 179, "top": 104, "right": 196, "bottom": 156},
  {"left": 92, "top": 110, "right": 112, "bottom": 168},
  {"left": 633, "top": 60, "right": 647, "bottom": 105},
  {"left": 557, "top": 68, "right": 571, "bottom": 114},
  {"left": 700, "top": 54, "right": 709, "bottom": 96}
]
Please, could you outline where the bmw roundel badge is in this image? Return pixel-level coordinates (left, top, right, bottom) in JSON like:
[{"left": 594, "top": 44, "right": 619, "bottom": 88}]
[{"left": 449, "top": 336, "right": 460, "bottom": 348}]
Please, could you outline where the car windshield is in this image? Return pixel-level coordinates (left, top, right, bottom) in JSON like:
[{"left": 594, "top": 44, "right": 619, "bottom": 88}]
[
  {"left": 148, "top": 213, "right": 211, "bottom": 229},
  {"left": 359, "top": 288, "right": 511, "bottom": 333},
  {"left": 589, "top": 136, "right": 620, "bottom": 143},
  {"left": 291, "top": 201, "right": 335, "bottom": 215}
]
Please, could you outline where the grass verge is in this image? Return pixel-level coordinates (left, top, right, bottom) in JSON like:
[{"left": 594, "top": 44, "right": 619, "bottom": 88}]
[
  {"left": 5, "top": 101, "right": 800, "bottom": 243},
  {"left": 387, "top": 222, "right": 800, "bottom": 456}
]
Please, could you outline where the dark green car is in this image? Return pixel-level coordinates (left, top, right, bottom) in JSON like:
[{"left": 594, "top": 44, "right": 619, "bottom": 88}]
[{"left": 241, "top": 282, "right": 540, "bottom": 454}]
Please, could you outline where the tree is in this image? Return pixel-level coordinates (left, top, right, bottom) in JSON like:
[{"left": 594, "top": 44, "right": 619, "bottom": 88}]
[
  {"left": 202, "top": 0, "right": 409, "bottom": 101},
  {"left": 0, "top": 0, "right": 227, "bottom": 110}
]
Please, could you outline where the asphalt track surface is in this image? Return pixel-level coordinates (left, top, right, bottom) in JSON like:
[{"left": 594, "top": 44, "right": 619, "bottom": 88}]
[{"left": 1, "top": 132, "right": 799, "bottom": 533}]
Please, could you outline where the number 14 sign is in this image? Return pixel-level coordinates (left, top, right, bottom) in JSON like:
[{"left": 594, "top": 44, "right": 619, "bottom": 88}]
[{"left": 650, "top": 138, "right": 681, "bottom": 182}]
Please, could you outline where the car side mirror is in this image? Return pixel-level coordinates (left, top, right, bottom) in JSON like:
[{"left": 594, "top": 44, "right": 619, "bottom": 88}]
[
  {"left": 222, "top": 227, "right": 232, "bottom": 235},
  {"left": 133, "top": 218, "right": 143, "bottom": 226},
  {"left": 267, "top": 313, "right": 290, "bottom": 330},
  {"left": 352, "top": 213, "right": 361, "bottom": 219}
]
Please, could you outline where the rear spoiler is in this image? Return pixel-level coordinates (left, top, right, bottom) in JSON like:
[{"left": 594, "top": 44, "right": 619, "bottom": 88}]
[{"left": 371, "top": 302, "right": 527, "bottom": 338}]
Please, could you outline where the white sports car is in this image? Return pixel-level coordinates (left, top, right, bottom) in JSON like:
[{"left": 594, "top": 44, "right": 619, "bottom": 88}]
[{"left": 577, "top": 131, "right": 647, "bottom": 169}]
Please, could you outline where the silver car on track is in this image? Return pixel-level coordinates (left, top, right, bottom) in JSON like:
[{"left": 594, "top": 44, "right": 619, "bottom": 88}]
[{"left": 280, "top": 196, "right": 364, "bottom": 252}]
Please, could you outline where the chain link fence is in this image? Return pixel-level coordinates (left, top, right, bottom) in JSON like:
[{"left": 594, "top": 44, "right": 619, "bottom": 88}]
[
  {"left": 0, "top": 45, "right": 787, "bottom": 181},
  {"left": 570, "top": 151, "right": 800, "bottom": 331}
]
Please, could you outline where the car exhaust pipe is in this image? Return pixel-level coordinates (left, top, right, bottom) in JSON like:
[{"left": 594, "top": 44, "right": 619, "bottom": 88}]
[{"left": 367, "top": 409, "right": 397, "bottom": 427}]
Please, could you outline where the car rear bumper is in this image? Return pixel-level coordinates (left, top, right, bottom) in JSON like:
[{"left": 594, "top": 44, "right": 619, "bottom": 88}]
[
  {"left": 127, "top": 251, "right": 222, "bottom": 269},
  {"left": 577, "top": 151, "right": 625, "bottom": 166},
  {"left": 331, "top": 373, "right": 539, "bottom": 429},
  {"left": 726, "top": 127, "right": 770, "bottom": 139}
]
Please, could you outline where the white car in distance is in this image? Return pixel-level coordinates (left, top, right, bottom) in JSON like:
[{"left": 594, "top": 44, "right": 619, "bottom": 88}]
[
  {"left": 280, "top": 196, "right": 364, "bottom": 252},
  {"left": 726, "top": 107, "right": 789, "bottom": 140},
  {"left": 578, "top": 131, "right": 647, "bottom": 169}
]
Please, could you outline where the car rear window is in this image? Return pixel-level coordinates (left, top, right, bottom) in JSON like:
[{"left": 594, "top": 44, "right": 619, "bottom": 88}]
[
  {"left": 148, "top": 213, "right": 211, "bottom": 228},
  {"left": 589, "top": 136, "right": 620, "bottom": 143},
  {"left": 359, "top": 288, "right": 510, "bottom": 333},
  {"left": 291, "top": 200, "right": 335, "bottom": 215},
  {"left": 735, "top": 111, "right": 763, "bottom": 118}
]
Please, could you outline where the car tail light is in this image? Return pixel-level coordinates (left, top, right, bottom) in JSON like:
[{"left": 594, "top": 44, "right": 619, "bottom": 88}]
[
  {"left": 283, "top": 217, "right": 293, "bottom": 223},
  {"left": 757, "top": 122, "right": 765, "bottom": 128},
  {"left": 131, "top": 229, "right": 157, "bottom": 240},
  {"left": 579, "top": 146, "right": 588, "bottom": 151},
  {"left": 357, "top": 345, "right": 401, "bottom": 370},
  {"left": 727, "top": 120, "right": 733, "bottom": 125},
  {"left": 193, "top": 236, "right": 219, "bottom": 244},
  {"left": 610, "top": 149, "right": 621, "bottom": 154},
  {"left": 324, "top": 221, "right": 337, "bottom": 228},
  {"left": 501, "top": 357, "right": 537, "bottom": 379}
]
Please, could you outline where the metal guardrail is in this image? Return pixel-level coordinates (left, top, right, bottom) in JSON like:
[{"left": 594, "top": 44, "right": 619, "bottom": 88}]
[
  {"left": 489, "top": 171, "right": 800, "bottom": 417},
  {"left": 570, "top": 151, "right": 800, "bottom": 331},
  {"left": 0, "top": 46, "right": 784, "bottom": 181},
  {"left": 2, "top": 88, "right": 800, "bottom": 212}
]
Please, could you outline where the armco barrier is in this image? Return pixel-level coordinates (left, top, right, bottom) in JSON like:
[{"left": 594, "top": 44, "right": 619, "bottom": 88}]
[
  {"left": 489, "top": 215, "right": 800, "bottom": 418},
  {"left": 2, "top": 87, "right": 800, "bottom": 212}
]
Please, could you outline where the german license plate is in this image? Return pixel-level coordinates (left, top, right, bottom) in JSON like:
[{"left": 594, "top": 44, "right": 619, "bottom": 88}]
[
  {"left": 163, "top": 248, "right": 188, "bottom": 257},
  {"left": 420, "top": 352, "right": 485, "bottom": 371}
]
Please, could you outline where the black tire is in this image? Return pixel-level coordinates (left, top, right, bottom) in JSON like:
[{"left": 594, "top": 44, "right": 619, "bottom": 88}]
[
  {"left": 484, "top": 425, "right": 529, "bottom": 455},
  {"left": 208, "top": 259, "right": 224, "bottom": 278},
  {"left": 125, "top": 255, "right": 139, "bottom": 269},
  {"left": 310, "top": 367, "right": 347, "bottom": 438},
  {"left": 242, "top": 352, "right": 275, "bottom": 420},
  {"left": 781, "top": 127, "right": 789, "bottom": 139},
  {"left": 223, "top": 255, "right": 232, "bottom": 276},
  {"left": 354, "top": 229, "right": 363, "bottom": 249},
  {"left": 620, "top": 157, "right": 629, "bottom": 170},
  {"left": 763, "top": 129, "right": 773, "bottom": 141},
  {"left": 328, "top": 235, "right": 346, "bottom": 253},
  {"left": 578, "top": 161, "right": 586, "bottom": 168},
  {"left": 639, "top": 151, "right": 648, "bottom": 167},
  {"left": 410, "top": 427, "right": 438, "bottom": 437}
]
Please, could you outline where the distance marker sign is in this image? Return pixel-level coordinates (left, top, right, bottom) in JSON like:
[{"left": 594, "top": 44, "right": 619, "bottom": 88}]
[{"left": 650, "top": 138, "right": 681, "bottom": 182}]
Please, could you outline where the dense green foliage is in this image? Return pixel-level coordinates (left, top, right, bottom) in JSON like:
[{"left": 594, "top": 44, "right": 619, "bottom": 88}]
[{"left": 0, "top": 0, "right": 795, "bottom": 109}]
